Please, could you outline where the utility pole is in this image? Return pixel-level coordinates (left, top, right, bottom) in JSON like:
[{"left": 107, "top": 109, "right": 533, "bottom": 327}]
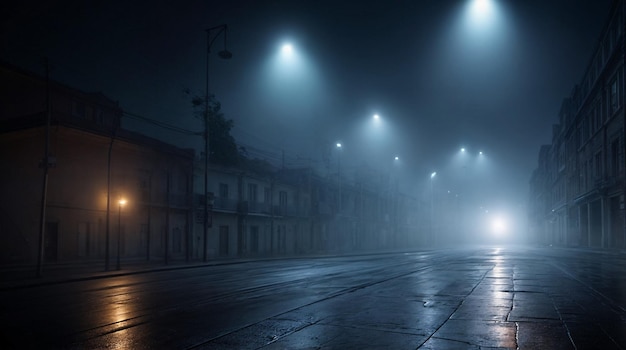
[
  {"left": 203, "top": 24, "right": 232, "bottom": 261},
  {"left": 36, "top": 58, "right": 51, "bottom": 277}
]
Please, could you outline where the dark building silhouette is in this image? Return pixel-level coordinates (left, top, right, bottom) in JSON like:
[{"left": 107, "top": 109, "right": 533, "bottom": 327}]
[
  {"left": 529, "top": 1, "right": 625, "bottom": 248},
  {"left": 0, "top": 62, "right": 421, "bottom": 267}
]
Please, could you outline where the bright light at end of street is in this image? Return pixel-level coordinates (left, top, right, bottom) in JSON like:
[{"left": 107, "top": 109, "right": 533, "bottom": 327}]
[
  {"left": 336, "top": 143, "right": 342, "bottom": 148},
  {"left": 431, "top": 172, "right": 437, "bottom": 179},
  {"left": 119, "top": 199, "right": 127, "bottom": 206},
  {"left": 491, "top": 216, "right": 507, "bottom": 236}
]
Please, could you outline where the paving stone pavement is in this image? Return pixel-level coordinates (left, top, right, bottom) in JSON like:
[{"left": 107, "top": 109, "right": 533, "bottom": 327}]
[
  {"left": 2, "top": 247, "right": 625, "bottom": 349},
  {"left": 204, "top": 248, "right": 626, "bottom": 349}
]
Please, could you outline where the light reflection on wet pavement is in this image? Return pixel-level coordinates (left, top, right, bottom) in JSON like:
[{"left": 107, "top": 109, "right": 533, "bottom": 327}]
[{"left": 0, "top": 246, "right": 625, "bottom": 349}]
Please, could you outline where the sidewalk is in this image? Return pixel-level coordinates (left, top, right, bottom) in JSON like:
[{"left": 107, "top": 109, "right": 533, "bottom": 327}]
[
  {"left": 0, "top": 249, "right": 404, "bottom": 291},
  {"left": 0, "top": 258, "right": 250, "bottom": 291},
  {"left": 5, "top": 246, "right": 618, "bottom": 291}
]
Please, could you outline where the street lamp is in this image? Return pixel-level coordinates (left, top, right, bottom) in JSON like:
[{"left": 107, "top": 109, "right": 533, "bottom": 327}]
[
  {"left": 391, "top": 156, "right": 401, "bottom": 246},
  {"left": 204, "top": 24, "right": 232, "bottom": 262},
  {"left": 430, "top": 172, "right": 437, "bottom": 246},
  {"left": 116, "top": 198, "right": 126, "bottom": 271},
  {"left": 336, "top": 142, "right": 342, "bottom": 213}
]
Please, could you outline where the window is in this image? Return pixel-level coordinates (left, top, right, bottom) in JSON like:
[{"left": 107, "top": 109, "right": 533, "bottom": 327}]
[
  {"left": 173, "top": 227, "right": 182, "bottom": 253},
  {"left": 250, "top": 226, "right": 259, "bottom": 253},
  {"left": 219, "top": 183, "right": 228, "bottom": 198},
  {"left": 610, "top": 76, "right": 620, "bottom": 114},
  {"left": 248, "top": 183, "right": 257, "bottom": 202},
  {"left": 219, "top": 226, "right": 229, "bottom": 256},
  {"left": 264, "top": 187, "right": 271, "bottom": 203},
  {"left": 611, "top": 139, "right": 619, "bottom": 177},
  {"left": 594, "top": 152, "right": 602, "bottom": 179},
  {"left": 582, "top": 118, "right": 589, "bottom": 142},
  {"left": 279, "top": 191, "right": 287, "bottom": 208},
  {"left": 138, "top": 177, "right": 150, "bottom": 202},
  {"left": 593, "top": 98, "right": 602, "bottom": 132},
  {"left": 277, "top": 225, "right": 287, "bottom": 253},
  {"left": 580, "top": 161, "right": 587, "bottom": 191}
]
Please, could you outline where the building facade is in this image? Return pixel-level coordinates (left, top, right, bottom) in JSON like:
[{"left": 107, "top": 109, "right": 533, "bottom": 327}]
[
  {"left": 529, "top": 1, "right": 626, "bottom": 249},
  {"left": 0, "top": 62, "right": 195, "bottom": 265},
  {"left": 1, "top": 61, "right": 423, "bottom": 268}
]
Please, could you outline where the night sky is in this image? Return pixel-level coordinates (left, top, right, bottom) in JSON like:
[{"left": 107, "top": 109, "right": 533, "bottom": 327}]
[{"left": 0, "top": 0, "right": 614, "bottom": 229}]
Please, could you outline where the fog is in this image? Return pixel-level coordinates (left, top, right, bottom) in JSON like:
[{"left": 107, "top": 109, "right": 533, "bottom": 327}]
[{"left": 0, "top": 0, "right": 613, "bottom": 249}]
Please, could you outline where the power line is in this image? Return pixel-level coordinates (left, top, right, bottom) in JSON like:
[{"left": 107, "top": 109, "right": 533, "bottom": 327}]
[{"left": 122, "top": 111, "right": 202, "bottom": 136}]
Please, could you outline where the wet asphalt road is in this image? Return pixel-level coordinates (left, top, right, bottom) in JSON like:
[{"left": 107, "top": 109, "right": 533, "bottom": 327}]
[{"left": 1, "top": 246, "right": 625, "bottom": 349}]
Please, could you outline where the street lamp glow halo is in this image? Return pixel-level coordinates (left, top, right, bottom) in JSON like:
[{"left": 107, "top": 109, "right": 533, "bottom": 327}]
[
  {"left": 471, "top": 0, "right": 494, "bottom": 16},
  {"left": 281, "top": 43, "right": 294, "bottom": 55}
]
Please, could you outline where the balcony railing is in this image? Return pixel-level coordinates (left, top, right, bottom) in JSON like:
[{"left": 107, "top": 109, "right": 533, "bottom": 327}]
[{"left": 214, "top": 197, "right": 239, "bottom": 212}]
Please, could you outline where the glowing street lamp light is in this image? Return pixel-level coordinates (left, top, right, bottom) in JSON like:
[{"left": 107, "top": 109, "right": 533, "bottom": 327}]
[
  {"left": 466, "top": 0, "right": 497, "bottom": 29},
  {"left": 371, "top": 114, "right": 383, "bottom": 129},
  {"left": 281, "top": 43, "right": 294, "bottom": 55},
  {"left": 116, "top": 198, "right": 127, "bottom": 271},
  {"left": 470, "top": 0, "right": 494, "bottom": 17},
  {"left": 336, "top": 143, "right": 343, "bottom": 179}
]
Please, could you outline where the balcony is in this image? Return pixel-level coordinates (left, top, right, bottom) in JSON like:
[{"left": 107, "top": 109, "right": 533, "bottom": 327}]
[
  {"left": 249, "top": 201, "right": 271, "bottom": 215},
  {"left": 214, "top": 197, "right": 239, "bottom": 212},
  {"left": 273, "top": 205, "right": 300, "bottom": 217}
]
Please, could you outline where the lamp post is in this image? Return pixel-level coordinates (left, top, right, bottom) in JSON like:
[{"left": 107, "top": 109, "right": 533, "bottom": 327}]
[
  {"left": 116, "top": 198, "right": 126, "bottom": 271},
  {"left": 392, "top": 156, "right": 400, "bottom": 247},
  {"left": 203, "top": 24, "right": 232, "bottom": 262},
  {"left": 430, "top": 172, "right": 437, "bottom": 246},
  {"left": 336, "top": 143, "right": 342, "bottom": 214}
]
